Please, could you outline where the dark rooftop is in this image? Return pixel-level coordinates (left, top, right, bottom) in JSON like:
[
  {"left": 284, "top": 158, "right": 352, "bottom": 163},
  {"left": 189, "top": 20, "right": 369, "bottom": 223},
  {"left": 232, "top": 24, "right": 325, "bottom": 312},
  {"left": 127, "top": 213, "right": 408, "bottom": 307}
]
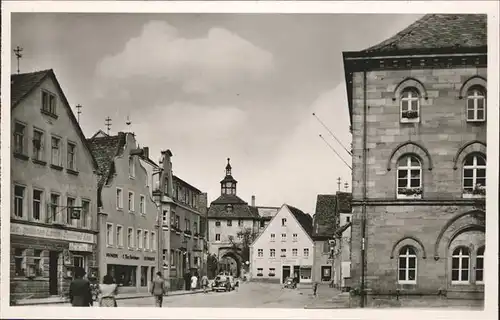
[
  {"left": 312, "top": 194, "right": 337, "bottom": 239},
  {"left": 11, "top": 69, "right": 51, "bottom": 108},
  {"left": 362, "top": 14, "right": 487, "bottom": 55},
  {"left": 87, "top": 132, "right": 127, "bottom": 191},
  {"left": 286, "top": 205, "right": 314, "bottom": 237}
]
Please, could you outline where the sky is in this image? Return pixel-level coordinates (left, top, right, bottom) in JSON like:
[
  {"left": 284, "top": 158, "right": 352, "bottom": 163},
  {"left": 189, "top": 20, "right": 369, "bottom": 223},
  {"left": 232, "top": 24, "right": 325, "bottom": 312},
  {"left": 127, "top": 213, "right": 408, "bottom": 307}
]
[{"left": 11, "top": 13, "right": 423, "bottom": 214}]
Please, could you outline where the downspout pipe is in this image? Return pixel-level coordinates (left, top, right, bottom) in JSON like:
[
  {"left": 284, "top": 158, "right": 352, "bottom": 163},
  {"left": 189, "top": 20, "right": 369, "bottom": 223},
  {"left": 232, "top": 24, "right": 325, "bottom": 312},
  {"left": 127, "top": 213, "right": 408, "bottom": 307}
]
[{"left": 360, "top": 70, "right": 368, "bottom": 308}]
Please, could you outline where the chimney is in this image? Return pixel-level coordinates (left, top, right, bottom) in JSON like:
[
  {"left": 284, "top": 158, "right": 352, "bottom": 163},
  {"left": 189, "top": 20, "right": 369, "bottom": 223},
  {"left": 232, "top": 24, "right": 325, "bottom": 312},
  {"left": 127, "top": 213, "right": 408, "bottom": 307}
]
[
  {"left": 143, "top": 147, "right": 149, "bottom": 159},
  {"left": 251, "top": 195, "right": 256, "bottom": 207}
]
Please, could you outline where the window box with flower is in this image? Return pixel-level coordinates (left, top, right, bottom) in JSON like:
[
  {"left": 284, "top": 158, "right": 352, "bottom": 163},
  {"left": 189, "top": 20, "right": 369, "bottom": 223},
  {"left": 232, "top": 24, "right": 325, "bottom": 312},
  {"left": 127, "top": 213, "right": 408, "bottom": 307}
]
[
  {"left": 397, "top": 187, "right": 422, "bottom": 199},
  {"left": 463, "top": 184, "right": 486, "bottom": 199}
]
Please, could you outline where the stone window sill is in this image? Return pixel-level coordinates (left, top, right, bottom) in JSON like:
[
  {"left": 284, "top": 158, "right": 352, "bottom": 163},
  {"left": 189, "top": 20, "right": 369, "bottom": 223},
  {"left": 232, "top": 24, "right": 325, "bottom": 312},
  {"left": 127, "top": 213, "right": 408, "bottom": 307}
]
[
  {"left": 41, "top": 109, "right": 58, "bottom": 119},
  {"left": 400, "top": 117, "right": 420, "bottom": 124},
  {"left": 50, "top": 164, "right": 63, "bottom": 171},
  {"left": 31, "top": 159, "right": 47, "bottom": 166},
  {"left": 397, "top": 194, "right": 422, "bottom": 199},
  {"left": 462, "top": 193, "right": 485, "bottom": 199},
  {"left": 67, "top": 168, "right": 79, "bottom": 176},
  {"left": 13, "top": 152, "right": 29, "bottom": 161}
]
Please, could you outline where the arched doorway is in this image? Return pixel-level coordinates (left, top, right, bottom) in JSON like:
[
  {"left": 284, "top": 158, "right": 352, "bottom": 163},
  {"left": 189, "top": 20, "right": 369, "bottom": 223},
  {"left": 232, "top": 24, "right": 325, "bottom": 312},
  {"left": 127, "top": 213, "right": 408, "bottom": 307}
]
[{"left": 218, "top": 250, "right": 242, "bottom": 278}]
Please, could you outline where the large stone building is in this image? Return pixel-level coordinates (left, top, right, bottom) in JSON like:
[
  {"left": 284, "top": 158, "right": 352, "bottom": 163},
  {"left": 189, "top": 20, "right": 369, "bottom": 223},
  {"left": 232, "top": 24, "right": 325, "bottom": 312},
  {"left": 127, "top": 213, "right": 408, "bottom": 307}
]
[
  {"left": 10, "top": 70, "right": 99, "bottom": 299},
  {"left": 206, "top": 159, "right": 277, "bottom": 277},
  {"left": 87, "top": 131, "right": 159, "bottom": 294},
  {"left": 250, "top": 204, "right": 314, "bottom": 284},
  {"left": 311, "top": 192, "right": 352, "bottom": 288},
  {"left": 343, "top": 14, "right": 486, "bottom": 304}
]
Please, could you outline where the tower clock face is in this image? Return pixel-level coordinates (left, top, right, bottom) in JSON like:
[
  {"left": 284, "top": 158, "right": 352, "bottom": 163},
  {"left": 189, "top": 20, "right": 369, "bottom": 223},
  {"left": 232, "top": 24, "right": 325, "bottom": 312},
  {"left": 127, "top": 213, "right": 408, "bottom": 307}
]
[{"left": 226, "top": 182, "right": 232, "bottom": 188}]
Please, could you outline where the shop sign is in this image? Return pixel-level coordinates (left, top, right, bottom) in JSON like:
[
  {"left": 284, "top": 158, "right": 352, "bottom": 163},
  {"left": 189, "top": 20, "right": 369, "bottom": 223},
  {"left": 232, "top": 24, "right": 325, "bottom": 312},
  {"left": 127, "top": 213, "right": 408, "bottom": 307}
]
[
  {"left": 69, "top": 242, "right": 93, "bottom": 252},
  {"left": 106, "top": 253, "right": 119, "bottom": 258},
  {"left": 144, "top": 256, "right": 156, "bottom": 261},
  {"left": 123, "top": 254, "right": 140, "bottom": 260},
  {"left": 11, "top": 223, "right": 95, "bottom": 244}
]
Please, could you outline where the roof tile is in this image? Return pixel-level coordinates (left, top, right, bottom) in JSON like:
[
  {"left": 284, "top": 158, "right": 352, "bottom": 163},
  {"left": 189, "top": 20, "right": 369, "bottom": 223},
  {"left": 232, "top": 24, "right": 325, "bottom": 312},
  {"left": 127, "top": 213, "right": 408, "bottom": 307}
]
[
  {"left": 286, "top": 205, "right": 313, "bottom": 237},
  {"left": 363, "top": 14, "right": 487, "bottom": 53},
  {"left": 11, "top": 70, "right": 51, "bottom": 107}
]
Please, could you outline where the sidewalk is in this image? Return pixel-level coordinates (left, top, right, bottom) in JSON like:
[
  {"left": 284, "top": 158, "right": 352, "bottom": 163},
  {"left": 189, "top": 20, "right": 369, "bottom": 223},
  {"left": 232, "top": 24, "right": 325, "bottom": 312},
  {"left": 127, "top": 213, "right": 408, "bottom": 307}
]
[
  {"left": 15, "top": 289, "right": 205, "bottom": 306},
  {"left": 303, "top": 284, "right": 350, "bottom": 309}
]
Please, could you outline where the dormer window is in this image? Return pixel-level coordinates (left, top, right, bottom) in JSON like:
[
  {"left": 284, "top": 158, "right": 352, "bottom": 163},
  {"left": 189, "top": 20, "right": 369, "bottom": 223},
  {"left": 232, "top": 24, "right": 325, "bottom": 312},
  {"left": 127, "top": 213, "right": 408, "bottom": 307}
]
[
  {"left": 226, "top": 204, "right": 233, "bottom": 213},
  {"left": 400, "top": 88, "right": 420, "bottom": 123}
]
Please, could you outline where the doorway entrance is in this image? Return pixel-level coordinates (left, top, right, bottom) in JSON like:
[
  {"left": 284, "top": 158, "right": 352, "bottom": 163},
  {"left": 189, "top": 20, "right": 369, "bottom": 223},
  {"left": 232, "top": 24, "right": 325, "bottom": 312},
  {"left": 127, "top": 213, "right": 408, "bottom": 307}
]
[
  {"left": 321, "top": 265, "right": 332, "bottom": 282},
  {"left": 282, "top": 265, "right": 291, "bottom": 283},
  {"left": 49, "top": 251, "right": 59, "bottom": 295},
  {"left": 293, "top": 266, "right": 300, "bottom": 283}
]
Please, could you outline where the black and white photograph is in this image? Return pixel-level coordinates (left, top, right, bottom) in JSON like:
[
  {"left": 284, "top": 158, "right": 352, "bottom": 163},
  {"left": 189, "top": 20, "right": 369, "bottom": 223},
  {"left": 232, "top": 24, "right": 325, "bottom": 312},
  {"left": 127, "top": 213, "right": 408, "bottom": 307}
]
[{"left": 1, "top": 1, "right": 498, "bottom": 319}]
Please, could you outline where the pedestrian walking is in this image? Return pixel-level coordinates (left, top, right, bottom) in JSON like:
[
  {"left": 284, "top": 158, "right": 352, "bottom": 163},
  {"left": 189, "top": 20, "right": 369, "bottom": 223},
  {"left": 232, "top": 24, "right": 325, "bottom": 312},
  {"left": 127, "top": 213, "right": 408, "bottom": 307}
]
[
  {"left": 98, "top": 274, "right": 118, "bottom": 307},
  {"left": 191, "top": 273, "right": 198, "bottom": 291},
  {"left": 313, "top": 282, "right": 318, "bottom": 297},
  {"left": 235, "top": 279, "right": 239, "bottom": 292},
  {"left": 68, "top": 267, "right": 93, "bottom": 307},
  {"left": 201, "top": 274, "right": 209, "bottom": 293},
  {"left": 151, "top": 272, "right": 167, "bottom": 307}
]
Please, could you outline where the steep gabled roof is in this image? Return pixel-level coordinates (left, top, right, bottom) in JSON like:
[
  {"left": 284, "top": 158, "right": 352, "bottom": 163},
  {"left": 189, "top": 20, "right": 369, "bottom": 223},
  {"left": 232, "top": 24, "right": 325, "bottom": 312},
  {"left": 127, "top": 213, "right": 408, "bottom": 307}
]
[
  {"left": 207, "top": 203, "right": 260, "bottom": 219},
  {"left": 362, "top": 14, "right": 487, "bottom": 55},
  {"left": 87, "top": 132, "right": 127, "bottom": 192},
  {"left": 90, "top": 130, "right": 109, "bottom": 139},
  {"left": 11, "top": 69, "right": 98, "bottom": 170},
  {"left": 211, "top": 194, "right": 248, "bottom": 205},
  {"left": 287, "top": 205, "right": 313, "bottom": 237},
  {"left": 312, "top": 194, "right": 337, "bottom": 239}
]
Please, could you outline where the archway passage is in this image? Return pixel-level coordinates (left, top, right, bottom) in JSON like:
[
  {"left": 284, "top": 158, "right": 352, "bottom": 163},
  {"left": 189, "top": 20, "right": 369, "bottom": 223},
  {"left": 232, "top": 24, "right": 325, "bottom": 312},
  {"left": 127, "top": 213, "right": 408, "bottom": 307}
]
[{"left": 219, "top": 251, "right": 242, "bottom": 278}]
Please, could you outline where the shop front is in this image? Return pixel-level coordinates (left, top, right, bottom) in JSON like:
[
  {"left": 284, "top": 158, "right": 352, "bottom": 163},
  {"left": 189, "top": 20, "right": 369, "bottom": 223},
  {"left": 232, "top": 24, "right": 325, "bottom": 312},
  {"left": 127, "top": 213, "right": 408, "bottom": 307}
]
[
  {"left": 10, "top": 222, "right": 98, "bottom": 299},
  {"left": 103, "top": 251, "right": 157, "bottom": 293}
]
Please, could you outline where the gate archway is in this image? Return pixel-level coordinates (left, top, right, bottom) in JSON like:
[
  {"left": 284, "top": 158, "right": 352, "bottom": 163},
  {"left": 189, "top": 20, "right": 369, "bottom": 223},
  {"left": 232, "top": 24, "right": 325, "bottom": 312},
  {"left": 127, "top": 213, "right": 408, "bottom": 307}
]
[{"left": 218, "top": 248, "right": 243, "bottom": 278}]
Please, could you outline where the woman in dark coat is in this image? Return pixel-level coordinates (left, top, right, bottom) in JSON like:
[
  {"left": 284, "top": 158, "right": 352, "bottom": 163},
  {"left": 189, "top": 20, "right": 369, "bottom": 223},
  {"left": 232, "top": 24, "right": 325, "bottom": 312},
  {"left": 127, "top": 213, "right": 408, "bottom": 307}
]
[{"left": 69, "top": 267, "right": 93, "bottom": 307}]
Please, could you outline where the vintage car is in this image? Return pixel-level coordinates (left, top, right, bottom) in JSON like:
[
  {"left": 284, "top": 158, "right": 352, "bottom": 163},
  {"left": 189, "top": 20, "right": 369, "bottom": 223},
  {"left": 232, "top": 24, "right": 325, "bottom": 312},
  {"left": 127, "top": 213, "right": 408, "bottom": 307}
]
[{"left": 211, "top": 274, "right": 236, "bottom": 292}]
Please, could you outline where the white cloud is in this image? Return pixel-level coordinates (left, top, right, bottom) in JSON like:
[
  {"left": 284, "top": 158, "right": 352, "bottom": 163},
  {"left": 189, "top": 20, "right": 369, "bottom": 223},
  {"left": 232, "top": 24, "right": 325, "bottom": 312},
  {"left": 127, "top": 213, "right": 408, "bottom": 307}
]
[
  {"left": 242, "top": 84, "right": 352, "bottom": 214},
  {"left": 96, "top": 20, "right": 274, "bottom": 94}
]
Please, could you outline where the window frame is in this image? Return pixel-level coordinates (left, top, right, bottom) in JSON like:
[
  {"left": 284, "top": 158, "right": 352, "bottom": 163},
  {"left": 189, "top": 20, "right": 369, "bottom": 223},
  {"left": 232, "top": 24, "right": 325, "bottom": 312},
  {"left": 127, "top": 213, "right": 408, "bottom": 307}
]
[
  {"left": 462, "top": 154, "right": 486, "bottom": 198},
  {"left": 397, "top": 246, "right": 417, "bottom": 284},
  {"left": 292, "top": 233, "right": 298, "bottom": 242},
  {"left": 451, "top": 246, "right": 471, "bottom": 285},
  {"left": 466, "top": 86, "right": 486, "bottom": 122},
  {"left": 400, "top": 87, "right": 421, "bottom": 123},
  {"left": 140, "top": 195, "right": 146, "bottom": 215},
  {"left": 303, "top": 248, "right": 309, "bottom": 257},
  {"left": 396, "top": 155, "right": 422, "bottom": 199},
  {"left": 215, "top": 234, "right": 221, "bottom": 242},
  {"left": 116, "top": 188, "right": 124, "bottom": 210},
  {"left": 13, "top": 121, "right": 27, "bottom": 156},
  {"left": 151, "top": 231, "right": 157, "bottom": 251},
  {"left": 32, "top": 128, "right": 45, "bottom": 161},
  {"left": 292, "top": 248, "right": 298, "bottom": 257},
  {"left": 257, "top": 249, "right": 263, "bottom": 258},
  {"left": 116, "top": 225, "right": 124, "bottom": 247},
  {"left": 137, "top": 229, "right": 143, "bottom": 250},
  {"left": 270, "top": 249, "right": 276, "bottom": 258},
  {"left": 13, "top": 184, "right": 26, "bottom": 219},
  {"left": 67, "top": 141, "right": 77, "bottom": 171},
  {"left": 81, "top": 199, "right": 91, "bottom": 229},
  {"left": 106, "top": 223, "right": 114, "bottom": 247},
  {"left": 270, "top": 233, "right": 276, "bottom": 242},
  {"left": 49, "top": 193, "right": 60, "bottom": 223},
  {"left": 50, "top": 136, "right": 62, "bottom": 167},
  {"left": 41, "top": 90, "right": 57, "bottom": 115},
  {"left": 32, "top": 188, "right": 43, "bottom": 222},
  {"left": 128, "top": 191, "right": 135, "bottom": 212},
  {"left": 144, "top": 230, "right": 149, "bottom": 251},
  {"left": 66, "top": 196, "right": 76, "bottom": 226},
  {"left": 476, "top": 246, "right": 484, "bottom": 284},
  {"left": 129, "top": 156, "right": 135, "bottom": 178},
  {"left": 127, "top": 227, "right": 134, "bottom": 249},
  {"left": 14, "top": 248, "right": 27, "bottom": 277}
]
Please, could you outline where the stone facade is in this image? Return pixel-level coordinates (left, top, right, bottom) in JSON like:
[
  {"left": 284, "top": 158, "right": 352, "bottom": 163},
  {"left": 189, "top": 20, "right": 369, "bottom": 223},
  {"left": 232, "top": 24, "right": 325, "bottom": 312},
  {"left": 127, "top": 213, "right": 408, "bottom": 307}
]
[
  {"left": 10, "top": 70, "right": 99, "bottom": 299},
  {"left": 346, "top": 66, "right": 487, "bottom": 300}
]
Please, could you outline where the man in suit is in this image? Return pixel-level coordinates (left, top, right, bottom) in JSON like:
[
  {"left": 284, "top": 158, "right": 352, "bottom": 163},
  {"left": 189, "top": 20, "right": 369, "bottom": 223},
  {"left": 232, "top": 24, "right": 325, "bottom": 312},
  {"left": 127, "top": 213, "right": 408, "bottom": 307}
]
[
  {"left": 69, "top": 267, "right": 93, "bottom": 307},
  {"left": 151, "top": 271, "right": 167, "bottom": 307}
]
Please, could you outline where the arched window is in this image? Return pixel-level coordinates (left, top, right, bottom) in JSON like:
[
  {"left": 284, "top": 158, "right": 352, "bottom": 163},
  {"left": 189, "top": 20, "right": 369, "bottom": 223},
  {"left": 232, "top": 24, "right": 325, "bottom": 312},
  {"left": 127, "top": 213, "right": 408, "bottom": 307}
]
[
  {"left": 466, "top": 86, "right": 486, "bottom": 122},
  {"left": 398, "top": 246, "right": 417, "bottom": 284},
  {"left": 397, "top": 155, "right": 422, "bottom": 198},
  {"left": 476, "top": 246, "right": 484, "bottom": 283},
  {"left": 463, "top": 154, "right": 486, "bottom": 197},
  {"left": 400, "top": 88, "right": 420, "bottom": 122},
  {"left": 451, "top": 246, "right": 470, "bottom": 283}
]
